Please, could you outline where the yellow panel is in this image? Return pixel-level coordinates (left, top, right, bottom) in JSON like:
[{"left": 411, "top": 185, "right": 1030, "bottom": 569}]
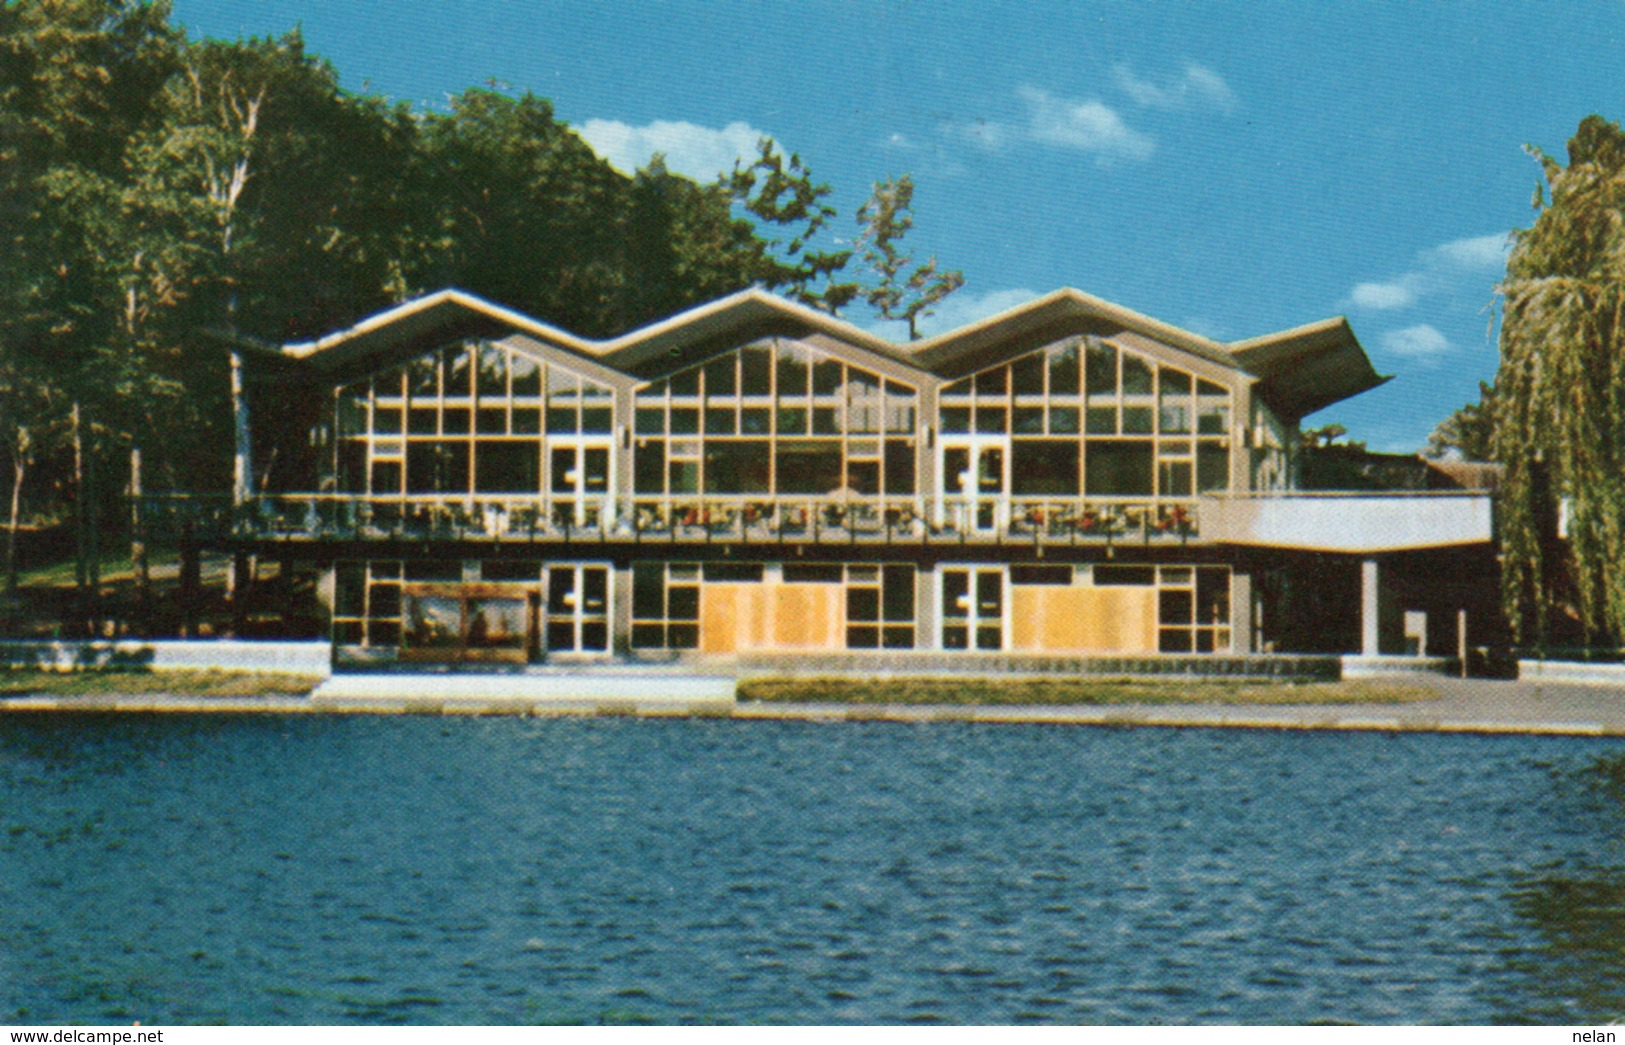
[
  {"left": 1010, "top": 584, "right": 1157, "bottom": 653},
  {"left": 748, "top": 584, "right": 775, "bottom": 649},
  {"left": 1043, "top": 588, "right": 1094, "bottom": 650},
  {"left": 1010, "top": 587, "right": 1043, "bottom": 649},
  {"left": 700, "top": 584, "right": 740, "bottom": 654},
  {"left": 1079, "top": 587, "right": 1158, "bottom": 653},
  {"left": 703, "top": 581, "right": 846, "bottom": 652},
  {"left": 771, "top": 582, "right": 842, "bottom": 650}
]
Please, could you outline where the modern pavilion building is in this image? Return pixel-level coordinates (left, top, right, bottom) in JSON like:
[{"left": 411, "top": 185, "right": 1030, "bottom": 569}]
[{"left": 218, "top": 287, "right": 1498, "bottom": 668}]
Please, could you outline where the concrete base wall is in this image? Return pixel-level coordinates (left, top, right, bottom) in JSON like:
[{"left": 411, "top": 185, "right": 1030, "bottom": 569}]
[
  {"left": 0, "top": 640, "right": 332, "bottom": 677},
  {"left": 738, "top": 650, "right": 1342, "bottom": 681},
  {"left": 1340, "top": 654, "right": 1456, "bottom": 678},
  {"left": 1518, "top": 660, "right": 1625, "bottom": 687},
  {"left": 312, "top": 671, "right": 735, "bottom": 704}
]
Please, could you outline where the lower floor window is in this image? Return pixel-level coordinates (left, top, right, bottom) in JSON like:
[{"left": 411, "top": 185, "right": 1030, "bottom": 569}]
[
  {"left": 334, "top": 557, "right": 1229, "bottom": 657},
  {"left": 844, "top": 565, "right": 915, "bottom": 649},
  {"left": 631, "top": 562, "right": 700, "bottom": 649},
  {"left": 1156, "top": 565, "right": 1231, "bottom": 653},
  {"left": 333, "top": 559, "right": 611, "bottom": 658}
]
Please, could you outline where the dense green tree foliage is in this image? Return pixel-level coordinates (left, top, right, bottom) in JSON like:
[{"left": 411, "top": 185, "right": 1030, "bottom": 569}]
[
  {"left": 1496, "top": 115, "right": 1625, "bottom": 644},
  {"left": 1, "top": 0, "right": 180, "bottom": 593},
  {"left": 726, "top": 137, "right": 857, "bottom": 312},
  {"left": 1423, "top": 381, "right": 1498, "bottom": 463},
  {"left": 0, "top": 1, "right": 963, "bottom": 608}
]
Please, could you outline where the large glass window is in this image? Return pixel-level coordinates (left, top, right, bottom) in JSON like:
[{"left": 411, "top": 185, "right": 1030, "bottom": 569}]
[
  {"left": 937, "top": 337, "right": 1233, "bottom": 503},
  {"left": 1012, "top": 440, "right": 1080, "bottom": 496},
  {"left": 334, "top": 342, "right": 613, "bottom": 498},
  {"left": 631, "top": 340, "right": 918, "bottom": 505}
]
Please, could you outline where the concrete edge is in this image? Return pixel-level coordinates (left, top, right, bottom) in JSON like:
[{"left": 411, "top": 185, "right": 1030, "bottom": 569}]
[
  {"left": 1518, "top": 660, "right": 1625, "bottom": 687},
  {"left": 0, "top": 694, "right": 1618, "bottom": 736}
]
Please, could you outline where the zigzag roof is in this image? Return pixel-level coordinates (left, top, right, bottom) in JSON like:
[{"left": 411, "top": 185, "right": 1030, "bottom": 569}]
[{"left": 269, "top": 286, "right": 1388, "bottom": 420}]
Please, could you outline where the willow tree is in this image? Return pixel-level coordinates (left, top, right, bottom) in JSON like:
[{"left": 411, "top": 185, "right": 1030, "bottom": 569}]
[{"left": 1496, "top": 115, "right": 1625, "bottom": 645}]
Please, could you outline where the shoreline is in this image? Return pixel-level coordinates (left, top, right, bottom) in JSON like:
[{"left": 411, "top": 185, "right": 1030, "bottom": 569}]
[{"left": 2, "top": 675, "right": 1623, "bottom": 737}]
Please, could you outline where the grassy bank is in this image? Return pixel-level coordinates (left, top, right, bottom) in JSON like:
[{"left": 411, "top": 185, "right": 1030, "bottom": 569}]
[
  {"left": 738, "top": 676, "right": 1438, "bottom": 706},
  {"left": 0, "top": 668, "right": 320, "bottom": 699}
]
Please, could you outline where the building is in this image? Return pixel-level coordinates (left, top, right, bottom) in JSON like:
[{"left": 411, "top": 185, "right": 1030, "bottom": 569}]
[{"left": 217, "top": 287, "right": 1499, "bottom": 667}]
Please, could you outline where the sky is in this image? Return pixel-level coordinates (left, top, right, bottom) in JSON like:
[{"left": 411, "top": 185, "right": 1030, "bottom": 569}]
[{"left": 170, "top": 0, "right": 1625, "bottom": 452}]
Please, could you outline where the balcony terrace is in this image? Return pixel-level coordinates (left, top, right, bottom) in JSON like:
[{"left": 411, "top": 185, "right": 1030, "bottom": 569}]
[
  {"left": 138, "top": 489, "right": 1496, "bottom": 557},
  {"left": 137, "top": 493, "right": 1205, "bottom": 549},
  {"left": 1199, "top": 491, "right": 1495, "bottom": 553}
]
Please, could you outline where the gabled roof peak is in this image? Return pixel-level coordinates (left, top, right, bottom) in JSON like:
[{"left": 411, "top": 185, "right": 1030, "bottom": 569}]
[{"left": 268, "top": 285, "right": 1385, "bottom": 420}]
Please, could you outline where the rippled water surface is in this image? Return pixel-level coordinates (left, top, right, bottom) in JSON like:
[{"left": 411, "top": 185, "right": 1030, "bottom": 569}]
[{"left": 2, "top": 714, "right": 1624, "bottom": 1024}]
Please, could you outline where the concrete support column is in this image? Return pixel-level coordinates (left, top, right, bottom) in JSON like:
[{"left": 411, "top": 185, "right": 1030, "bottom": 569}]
[
  {"left": 915, "top": 563, "right": 937, "bottom": 650},
  {"left": 613, "top": 562, "right": 634, "bottom": 655},
  {"left": 918, "top": 383, "right": 939, "bottom": 529},
  {"left": 1229, "top": 570, "right": 1254, "bottom": 654},
  {"left": 315, "top": 563, "right": 336, "bottom": 626},
  {"left": 613, "top": 384, "right": 636, "bottom": 522},
  {"left": 1361, "top": 558, "right": 1381, "bottom": 656}
]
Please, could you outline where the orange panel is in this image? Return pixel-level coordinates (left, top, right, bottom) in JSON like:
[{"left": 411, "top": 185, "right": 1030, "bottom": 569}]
[
  {"left": 1010, "top": 587, "right": 1043, "bottom": 649},
  {"left": 1079, "top": 587, "right": 1158, "bottom": 653},
  {"left": 771, "top": 583, "right": 842, "bottom": 650},
  {"left": 1010, "top": 584, "right": 1157, "bottom": 653},
  {"left": 703, "top": 581, "right": 845, "bottom": 652},
  {"left": 700, "top": 584, "right": 740, "bottom": 654},
  {"left": 1043, "top": 588, "right": 1094, "bottom": 650}
]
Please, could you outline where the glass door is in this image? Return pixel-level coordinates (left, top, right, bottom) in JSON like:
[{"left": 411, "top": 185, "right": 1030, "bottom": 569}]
[
  {"left": 548, "top": 439, "right": 612, "bottom": 530},
  {"left": 940, "top": 566, "right": 1005, "bottom": 650},
  {"left": 544, "top": 563, "right": 611, "bottom": 655},
  {"left": 939, "top": 437, "right": 1008, "bottom": 534}
]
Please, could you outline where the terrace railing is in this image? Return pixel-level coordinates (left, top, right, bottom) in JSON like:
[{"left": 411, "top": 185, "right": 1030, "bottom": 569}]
[{"left": 132, "top": 492, "right": 1205, "bottom": 546}]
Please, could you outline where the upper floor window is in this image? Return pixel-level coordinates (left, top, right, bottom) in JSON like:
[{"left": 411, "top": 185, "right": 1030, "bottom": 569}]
[
  {"left": 632, "top": 341, "right": 918, "bottom": 498},
  {"left": 939, "top": 338, "right": 1234, "bottom": 497},
  {"left": 334, "top": 341, "right": 613, "bottom": 495}
]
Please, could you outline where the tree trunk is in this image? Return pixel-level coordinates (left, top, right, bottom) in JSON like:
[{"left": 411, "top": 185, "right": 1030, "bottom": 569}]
[
  {"left": 5, "top": 448, "right": 26, "bottom": 600},
  {"left": 71, "top": 401, "right": 89, "bottom": 635},
  {"left": 130, "top": 446, "right": 150, "bottom": 633},
  {"left": 179, "top": 519, "right": 200, "bottom": 639}
]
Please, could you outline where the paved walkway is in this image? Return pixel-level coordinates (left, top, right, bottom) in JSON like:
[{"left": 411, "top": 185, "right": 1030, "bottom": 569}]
[{"left": 2, "top": 675, "right": 1624, "bottom": 736}]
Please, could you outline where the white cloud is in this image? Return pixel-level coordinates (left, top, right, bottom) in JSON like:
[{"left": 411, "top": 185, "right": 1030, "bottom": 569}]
[
  {"left": 1018, "top": 86, "right": 1155, "bottom": 161},
  {"left": 953, "top": 90, "right": 1153, "bottom": 162},
  {"left": 1179, "top": 316, "right": 1235, "bottom": 340},
  {"left": 1343, "top": 231, "right": 1510, "bottom": 312},
  {"left": 577, "top": 118, "right": 766, "bottom": 181},
  {"left": 1379, "top": 324, "right": 1452, "bottom": 361},
  {"left": 954, "top": 118, "right": 1015, "bottom": 151},
  {"left": 1422, "top": 232, "right": 1511, "bottom": 271},
  {"left": 1113, "top": 62, "right": 1237, "bottom": 114},
  {"left": 862, "top": 287, "right": 1041, "bottom": 340},
  {"left": 1349, "top": 280, "right": 1418, "bottom": 310}
]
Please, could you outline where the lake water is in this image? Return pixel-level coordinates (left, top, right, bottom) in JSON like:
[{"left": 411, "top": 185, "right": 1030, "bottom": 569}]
[{"left": 1, "top": 714, "right": 1623, "bottom": 1025}]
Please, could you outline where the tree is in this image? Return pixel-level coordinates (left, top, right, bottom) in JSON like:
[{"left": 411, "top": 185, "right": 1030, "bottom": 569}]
[
  {"left": 726, "top": 138, "right": 856, "bottom": 312},
  {"left": 1496, "top": 115, "right": 1625, "bottom": 644},
  {"left": 116, "top": 30, "right": 433, "bottom": 625},
  {"left": 0, "top": 0, "right": 180, "bottom": 615},
  {"left": 1300, "top": 423, "right": 1365, "bottom": 452},
  {"left": 620, "top": 154, "right": 769, "bottom": 326},
  {"left": 415, "top": 89, "right": 630, "bottom": 336},
  {"left": 1423, "top": 381, "right": 1498, "bottom": 462},
  {"left": 853, "top": 174, "right": 964, "bottom": 341}
]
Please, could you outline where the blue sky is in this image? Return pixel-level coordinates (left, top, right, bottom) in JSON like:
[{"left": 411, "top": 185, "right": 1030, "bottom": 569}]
[{"left": 170, "top": 1, "right": 1625, "bottom": 451}]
